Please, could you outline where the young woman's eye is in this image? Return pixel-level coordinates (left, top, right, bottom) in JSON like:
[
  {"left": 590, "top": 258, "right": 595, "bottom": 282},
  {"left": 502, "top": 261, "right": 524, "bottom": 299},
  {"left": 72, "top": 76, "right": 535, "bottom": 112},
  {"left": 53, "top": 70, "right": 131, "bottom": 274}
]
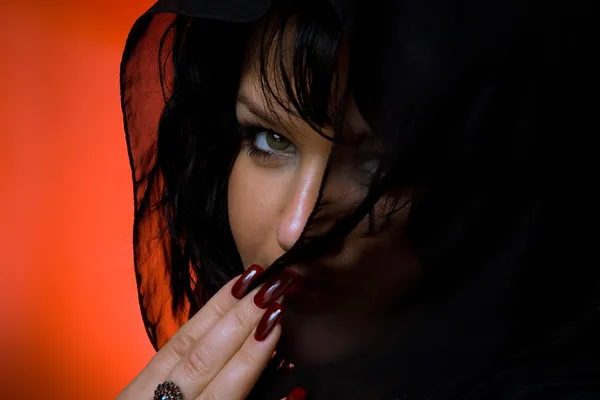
[
  {"left": 254, "top": 131, "right": 295, "bottom": 153},
  {"left": 237, "top": 123, "right": 297, "bottom": 163}
]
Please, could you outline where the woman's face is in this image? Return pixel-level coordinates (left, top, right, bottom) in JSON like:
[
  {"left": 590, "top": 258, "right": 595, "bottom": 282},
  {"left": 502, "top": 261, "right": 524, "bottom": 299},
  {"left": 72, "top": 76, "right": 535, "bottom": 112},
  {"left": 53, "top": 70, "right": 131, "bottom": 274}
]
[{"left": 228, "top": 41, "right": 421, "bottom": 364}]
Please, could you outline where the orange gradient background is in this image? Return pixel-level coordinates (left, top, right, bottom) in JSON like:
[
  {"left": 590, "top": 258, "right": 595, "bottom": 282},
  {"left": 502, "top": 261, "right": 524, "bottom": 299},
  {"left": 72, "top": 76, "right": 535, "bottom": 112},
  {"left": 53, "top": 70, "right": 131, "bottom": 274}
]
[{"left": 0, "top": 1, "right": 157, "bottom": 398}]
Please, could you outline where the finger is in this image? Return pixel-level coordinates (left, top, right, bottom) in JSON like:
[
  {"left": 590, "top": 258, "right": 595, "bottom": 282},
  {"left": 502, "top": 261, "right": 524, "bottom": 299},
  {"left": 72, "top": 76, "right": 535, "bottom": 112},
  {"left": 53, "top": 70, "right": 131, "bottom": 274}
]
[
  {"left": 166, "top": 284, "right": 275, "bottom": 398},
  {"left": 121, "top": 265, "right": 264, "bottom": 398},
  {"left": 283, "top": 387, "right": 307, "bottom": 400},
  {"left": 149, "top": 279, "right": 239, "bottom": 375},
  {"left": 150, "top": 264, "right": 264, "bottom": 374},
  {"left": 199, "top": 303, "right": 284, "bottom": 400},
  {"left": 118, "top": 278, "right": 242, "bottom": 398}
]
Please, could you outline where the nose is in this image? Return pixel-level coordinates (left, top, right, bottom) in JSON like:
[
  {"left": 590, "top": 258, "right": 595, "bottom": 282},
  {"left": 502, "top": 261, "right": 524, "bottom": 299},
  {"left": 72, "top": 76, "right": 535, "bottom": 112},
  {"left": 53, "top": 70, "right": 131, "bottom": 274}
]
[{"left": 276, "top": 162, "right": 324, "bottom": 252}]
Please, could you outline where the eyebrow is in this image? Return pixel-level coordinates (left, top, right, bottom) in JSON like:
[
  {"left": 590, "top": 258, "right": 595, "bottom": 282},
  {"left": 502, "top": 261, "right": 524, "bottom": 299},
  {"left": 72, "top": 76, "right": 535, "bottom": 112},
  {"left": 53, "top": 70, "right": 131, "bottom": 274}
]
[
  {"left": 236, "top": 93, "right": 373, "bottom": 144},
  {"left": 236, "top": 93, "right": 311, "bottom": 141},
  {"left": 236, "top": 93, "right": 278, "bottom": 126}
]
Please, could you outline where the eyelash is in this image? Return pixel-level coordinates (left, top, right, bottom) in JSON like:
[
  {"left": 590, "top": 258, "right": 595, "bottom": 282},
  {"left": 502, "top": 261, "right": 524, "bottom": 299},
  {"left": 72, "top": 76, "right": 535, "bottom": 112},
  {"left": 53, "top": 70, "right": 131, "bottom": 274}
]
[
  {"left": 237, "top": 123, "right": 296, "bottom": 162},
  {"left": 243, "top": 141, "right": 273, "bottom": 162}
]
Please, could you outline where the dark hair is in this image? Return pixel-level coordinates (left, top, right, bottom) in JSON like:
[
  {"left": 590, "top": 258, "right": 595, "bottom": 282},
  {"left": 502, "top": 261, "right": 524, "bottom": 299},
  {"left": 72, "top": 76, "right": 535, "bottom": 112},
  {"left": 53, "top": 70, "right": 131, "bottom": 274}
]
[
  {"left": 154, "top": 0, "right": 348, "bottom": 317},
  {"left": 129, "top": 1, "right": 596, "bottom": 391}
]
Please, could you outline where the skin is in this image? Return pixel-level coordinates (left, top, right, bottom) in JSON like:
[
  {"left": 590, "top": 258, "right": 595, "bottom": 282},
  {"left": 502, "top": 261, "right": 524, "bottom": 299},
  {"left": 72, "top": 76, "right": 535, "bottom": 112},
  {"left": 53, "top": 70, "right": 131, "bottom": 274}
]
[
  {"left": 118, "top": 279, "right": 285, "bottom": 400},
  {"left": 228, "top": 40, "right": 422, "bottom": 366},
  {"left": 120, "top": 26, "right": 421, "bottom": 400}
]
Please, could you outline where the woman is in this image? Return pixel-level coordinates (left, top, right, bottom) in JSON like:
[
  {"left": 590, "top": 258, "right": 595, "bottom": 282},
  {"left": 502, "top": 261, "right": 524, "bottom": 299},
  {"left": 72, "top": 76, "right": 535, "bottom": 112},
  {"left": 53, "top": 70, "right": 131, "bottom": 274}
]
[{"left": 118, "top": 0, "right": 597, "bottom": 399}]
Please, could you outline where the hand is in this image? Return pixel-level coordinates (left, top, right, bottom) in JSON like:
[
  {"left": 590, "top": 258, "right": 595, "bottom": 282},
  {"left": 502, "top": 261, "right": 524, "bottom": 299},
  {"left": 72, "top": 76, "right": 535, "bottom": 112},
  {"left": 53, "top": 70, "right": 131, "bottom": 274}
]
[{"left": 118, "top": 265, "right": 297, "bottom": 400}]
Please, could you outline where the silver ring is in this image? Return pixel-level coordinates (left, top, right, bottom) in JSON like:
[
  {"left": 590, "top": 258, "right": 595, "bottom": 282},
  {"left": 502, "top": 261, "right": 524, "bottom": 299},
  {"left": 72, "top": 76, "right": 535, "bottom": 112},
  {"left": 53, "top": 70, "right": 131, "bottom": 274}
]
[{"left": 153, "top": 381, "right": 183, "bottom": 400}]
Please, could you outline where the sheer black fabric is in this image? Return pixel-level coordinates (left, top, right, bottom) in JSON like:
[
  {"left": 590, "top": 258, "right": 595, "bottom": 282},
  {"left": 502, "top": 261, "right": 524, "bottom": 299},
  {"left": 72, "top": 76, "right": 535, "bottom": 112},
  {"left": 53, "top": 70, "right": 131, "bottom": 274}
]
[{"left": 120, "top": 0, "right": 598, "bottom": 399}]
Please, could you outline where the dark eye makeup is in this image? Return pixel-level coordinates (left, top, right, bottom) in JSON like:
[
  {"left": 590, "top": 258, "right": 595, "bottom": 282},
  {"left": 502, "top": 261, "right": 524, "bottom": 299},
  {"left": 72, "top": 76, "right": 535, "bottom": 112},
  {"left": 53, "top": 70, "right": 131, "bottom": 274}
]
[{"left": 237, "top": 122, "right": 297, "bottom": 162}]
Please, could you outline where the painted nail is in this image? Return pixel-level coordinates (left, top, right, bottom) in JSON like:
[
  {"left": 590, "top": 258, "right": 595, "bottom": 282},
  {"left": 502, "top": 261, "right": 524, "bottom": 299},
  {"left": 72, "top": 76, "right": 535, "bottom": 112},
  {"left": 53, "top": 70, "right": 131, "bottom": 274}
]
[
  {"left": 231, "top": 264, "right": 264, "bottom": 299},
  {"left": 253, "top": 270, "right": 295, "bottom": 309},
  {"left": 255, "top": 303, "right": 284, "bottom": 341},
  {"left": 286, "top": 387, "right": 307, "bottom": 400}
]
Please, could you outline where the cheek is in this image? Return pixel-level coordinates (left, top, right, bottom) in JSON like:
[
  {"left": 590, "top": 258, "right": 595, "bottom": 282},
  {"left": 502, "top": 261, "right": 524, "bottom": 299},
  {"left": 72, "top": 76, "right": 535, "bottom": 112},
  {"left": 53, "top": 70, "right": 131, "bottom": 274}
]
[
  {"left": 227, "top": 155, "right": 285, "bottom": 266},
  {"left": 340, "top": 203, "right": 421, "bottom": 310}
]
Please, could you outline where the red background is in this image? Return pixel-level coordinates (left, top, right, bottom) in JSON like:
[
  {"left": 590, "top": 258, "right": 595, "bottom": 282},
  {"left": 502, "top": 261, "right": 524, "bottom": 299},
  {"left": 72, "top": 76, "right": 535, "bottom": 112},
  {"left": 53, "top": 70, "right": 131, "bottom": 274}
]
[{"left": 0, "top": 1, "right": 156, "bottom": 398}]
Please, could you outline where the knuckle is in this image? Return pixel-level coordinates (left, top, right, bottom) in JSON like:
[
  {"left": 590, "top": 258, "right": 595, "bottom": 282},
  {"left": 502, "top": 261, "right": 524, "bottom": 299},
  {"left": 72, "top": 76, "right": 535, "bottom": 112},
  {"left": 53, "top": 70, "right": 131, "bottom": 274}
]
[
  {"left": 182, "top": 345, "right": 213, "bottom": 379},
  {"left": 227, "top": 308, "right": 252, "bottom": 331},
  {"left": 230, "top": 312, "right": 247, "bottom": 330},
  {"left": 168, "top": 333, "right": 195, "bottom": 359},
  {"left": 236, "top": 345, "right": 261, "bottom": 369},
  {"left": 210, "top": 301, "right": 229, "bottom": 319}
]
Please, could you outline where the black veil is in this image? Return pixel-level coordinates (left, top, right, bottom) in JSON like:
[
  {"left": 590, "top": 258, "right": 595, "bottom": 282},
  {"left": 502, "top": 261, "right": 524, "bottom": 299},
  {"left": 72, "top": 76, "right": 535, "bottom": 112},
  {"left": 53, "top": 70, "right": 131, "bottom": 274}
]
[{"left": 120, "top": 0, "right": 598, "bottom": 398}]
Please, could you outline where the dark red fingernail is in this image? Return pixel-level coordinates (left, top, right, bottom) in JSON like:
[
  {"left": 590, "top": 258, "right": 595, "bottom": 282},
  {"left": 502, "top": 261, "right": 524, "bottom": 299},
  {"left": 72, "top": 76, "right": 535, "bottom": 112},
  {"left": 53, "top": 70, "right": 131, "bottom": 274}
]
[
  {"left": 286, "top": 387, "right": 307, "bottom": 400},
  {"left": 253, "top": 270, "right": 295, "bottom": 309},
  {"left": 231, "top": 264, "right": 264, "bottom": 299},
  {"left": 255, "top": 303, "right": 284, "bottom": 341}
]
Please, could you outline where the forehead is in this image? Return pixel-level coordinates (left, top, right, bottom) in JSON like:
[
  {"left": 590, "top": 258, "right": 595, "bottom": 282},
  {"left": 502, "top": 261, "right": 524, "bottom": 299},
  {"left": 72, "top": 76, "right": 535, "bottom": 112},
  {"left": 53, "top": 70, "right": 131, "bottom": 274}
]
[{"left": 237, "top": 20, "right": 370, "bottom": 143}]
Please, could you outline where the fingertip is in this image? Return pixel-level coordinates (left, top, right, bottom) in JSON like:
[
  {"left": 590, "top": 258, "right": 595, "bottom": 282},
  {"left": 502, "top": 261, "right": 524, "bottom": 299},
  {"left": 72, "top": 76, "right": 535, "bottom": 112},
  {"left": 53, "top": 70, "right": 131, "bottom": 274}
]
[
  {"left": 254, "top": 303, "right": 284, "bottom": 342},
  {"left": 286, "top": 386, "right": 307, "bottom": 400},
  {"left": 232, "top": 264, "right": 265, "bottom": 299},
  {"left": 253, "top": 319, "right": 282, "bottom": 346}
]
